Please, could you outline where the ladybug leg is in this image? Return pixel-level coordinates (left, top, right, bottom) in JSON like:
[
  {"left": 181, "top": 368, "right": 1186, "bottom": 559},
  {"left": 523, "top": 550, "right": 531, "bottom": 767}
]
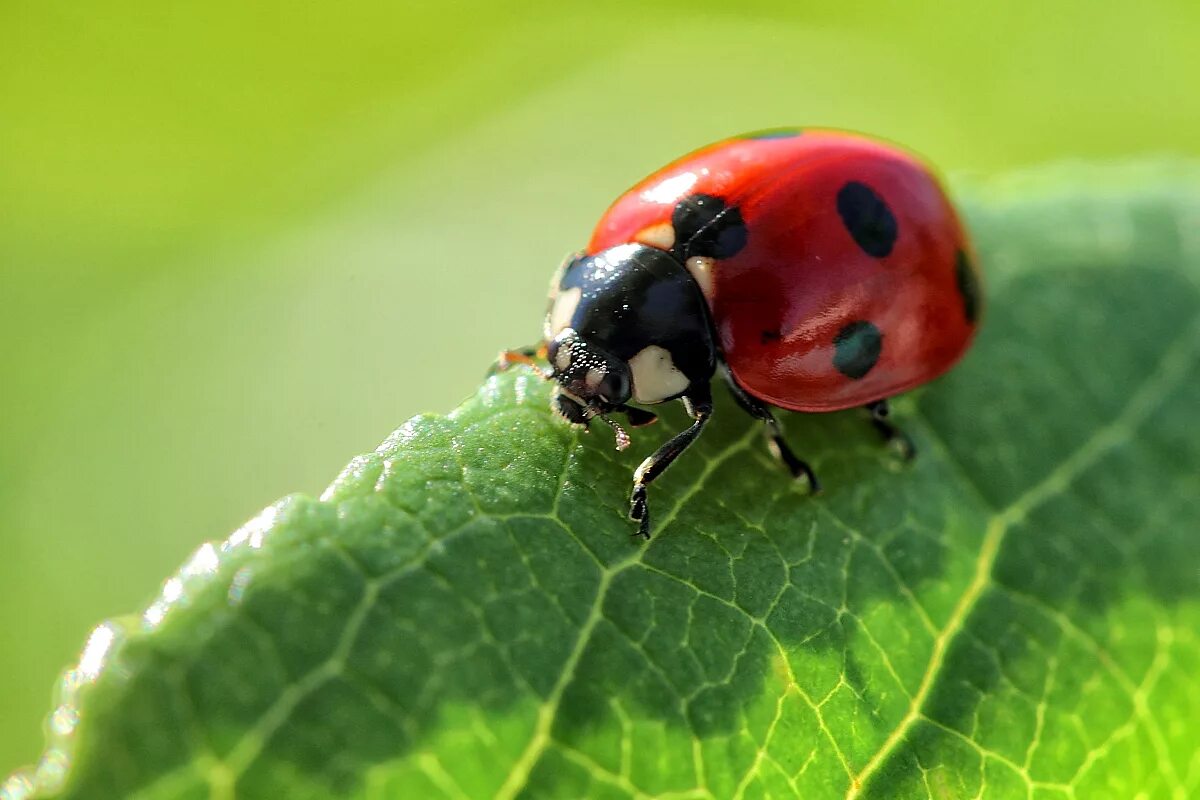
[
  {"left": 614, "top": 404, "right": 658, "bottom": 428},
  {"left": 492, "top": 344, "right": 551, "bottom": 377},
  {"left": 865, "top": 399, "right": 917, "bottom": 461},
  {"left": 553, "top": 391, "right": 592, "bottom": 427},
  {"left": 628, "top": 385, "right": 713, "bottom": 540},
  {"left": 721, "top": 368, "right": 820, "bottom": 494}
]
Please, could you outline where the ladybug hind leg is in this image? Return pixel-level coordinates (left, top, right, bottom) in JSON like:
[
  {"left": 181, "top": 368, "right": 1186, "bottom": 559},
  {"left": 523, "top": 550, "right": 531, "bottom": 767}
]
[
  {"left": 629, "top": 385, "right": 713, "bottom": 540},
  {"left": 865, "top": 399, "right": 917, "bottom": 461},
  {"left": 721, "top": 368, "right": 820, "bottom": 494}
]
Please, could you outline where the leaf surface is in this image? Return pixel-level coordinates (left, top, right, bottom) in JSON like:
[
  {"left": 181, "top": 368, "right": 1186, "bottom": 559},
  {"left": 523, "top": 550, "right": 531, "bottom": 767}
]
[{"left": 8, "top": 164, "right": 1200, "bottom": 800}]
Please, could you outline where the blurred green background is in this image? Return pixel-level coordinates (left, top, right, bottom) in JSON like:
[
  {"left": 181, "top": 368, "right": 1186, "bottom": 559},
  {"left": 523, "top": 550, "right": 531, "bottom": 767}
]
[{"left": 2, "top": 0, "right": 1198, "bottom": 777}]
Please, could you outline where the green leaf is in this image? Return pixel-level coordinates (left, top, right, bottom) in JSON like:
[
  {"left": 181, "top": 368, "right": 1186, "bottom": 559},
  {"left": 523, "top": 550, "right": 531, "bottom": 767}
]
[{"left": 8, "top": 163, "right": 1200, "bottom": 800}]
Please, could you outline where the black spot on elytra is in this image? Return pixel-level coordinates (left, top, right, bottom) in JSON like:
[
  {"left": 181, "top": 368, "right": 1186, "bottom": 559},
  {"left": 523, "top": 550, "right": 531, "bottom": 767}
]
[
  {"left": 836, "top": 181, "right": 898, "bottom": 258},
  {"left": 956, "top": 250, "right": 981, "bottom": 324},
  {"left": 833, "top": 320, "right": 882, "bottom": 379},
  {"left": 672, "top": 194, "right": 748, "bottom": 260},
  {"left": 760, "top": 329, "right": 781, "bottom": 344}
]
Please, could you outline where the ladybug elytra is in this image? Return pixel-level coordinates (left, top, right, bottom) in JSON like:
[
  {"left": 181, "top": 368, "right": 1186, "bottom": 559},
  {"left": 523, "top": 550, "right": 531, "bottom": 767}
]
[{"left": 502, "top": 129, "right": 982, "bottom": 539}]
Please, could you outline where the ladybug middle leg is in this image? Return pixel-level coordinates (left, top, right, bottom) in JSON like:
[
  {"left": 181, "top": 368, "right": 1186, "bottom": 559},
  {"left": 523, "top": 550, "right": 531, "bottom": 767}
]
[
  {"left": 628, "top": 385, "right": 713, "bottom": 540},
  {"left": 721, "top": 367, "right": 820, "bottom": 494},
  {"left": 865, "top": 399, "right": 917, "bottom": 461}
]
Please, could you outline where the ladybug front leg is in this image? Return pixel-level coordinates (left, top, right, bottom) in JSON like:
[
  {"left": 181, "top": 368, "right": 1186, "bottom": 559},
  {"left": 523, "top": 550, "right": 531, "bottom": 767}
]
[
  {"left": 721, "top": 368, "right": 820, "bottom": 494},
  {"left": 552, "top": 391, "right": 592, "bottom": 427},
  {"left": 865, "top": 399, "right": 917, "bottom": 461},
  {"left": 613, "top": 404, "right": 658, "bottom": 428},
  {"left": 628, "top": 385, "right": 713, "bottom": 540},
  {"left": 491, "top": 344, "right": 551, "bottom": 377}
]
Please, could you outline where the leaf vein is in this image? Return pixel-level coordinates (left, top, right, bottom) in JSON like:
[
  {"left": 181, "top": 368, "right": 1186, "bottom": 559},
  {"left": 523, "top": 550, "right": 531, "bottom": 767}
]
[{"left": 846, "top": 311, "right": 1200, "bottom": 799}]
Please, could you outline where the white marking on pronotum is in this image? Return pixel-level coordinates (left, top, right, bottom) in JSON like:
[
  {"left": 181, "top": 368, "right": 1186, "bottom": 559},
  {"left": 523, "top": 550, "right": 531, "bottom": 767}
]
[
  {"left": 635, "top": 222, "right": 676, "bottom": 251},
  {"left": 546, "top": 255, "right": 571, "bottom": 300},
  {"left": 628, "top": 345, "right": 689, "bottom": 404},
  {"left": 545, "top": 286, "right": 582, "bottom": 340},
  {"left": 584, "top": 367, "right": 605, "bottom": 391},
  {"left": 685, "top": 256, "right": 716, "bottom": 299}
]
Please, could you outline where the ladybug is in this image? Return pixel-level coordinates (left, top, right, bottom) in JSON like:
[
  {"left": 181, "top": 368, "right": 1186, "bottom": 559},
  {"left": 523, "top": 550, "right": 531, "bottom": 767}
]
[{"left": 502, "top": 128, "right": 982, "bottom": 539}]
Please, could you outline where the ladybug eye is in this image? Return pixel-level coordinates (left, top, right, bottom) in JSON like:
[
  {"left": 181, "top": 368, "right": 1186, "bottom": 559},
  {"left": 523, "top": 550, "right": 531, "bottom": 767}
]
[
  {"left": 546, "top": 330, "right": 633, "bottom": 406},
  {"left": 596, "top": 370, "right": 630, "bottom": 405}
]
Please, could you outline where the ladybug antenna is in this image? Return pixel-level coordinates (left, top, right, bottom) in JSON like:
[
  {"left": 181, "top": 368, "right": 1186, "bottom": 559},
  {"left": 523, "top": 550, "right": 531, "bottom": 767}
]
[{"left": 597, "top": 413, "right": 631, "bottom": 451}]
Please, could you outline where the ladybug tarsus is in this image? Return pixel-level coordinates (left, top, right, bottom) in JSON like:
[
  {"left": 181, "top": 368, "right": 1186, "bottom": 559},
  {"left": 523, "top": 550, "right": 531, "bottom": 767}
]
[
  {"left": 723, "top": 369, "right": 821, "bottom": 493},
  {"left": 866, "top": 399, "right": 917, "bottom": 461},
  {"left": 768, "top": 438, "right": 822, "bottom": 494},
  {"left": 629, "top": 485, "right": 650, "bottom": 540}
]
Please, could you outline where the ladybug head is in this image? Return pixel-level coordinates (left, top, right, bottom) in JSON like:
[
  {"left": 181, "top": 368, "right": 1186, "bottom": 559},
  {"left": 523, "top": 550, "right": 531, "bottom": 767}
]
[
  {"left": 541, "top": 244, "right": 717, "bottom": 437},
  {"left": 546, "top": 329, "right": 632, "bottom": 408}
]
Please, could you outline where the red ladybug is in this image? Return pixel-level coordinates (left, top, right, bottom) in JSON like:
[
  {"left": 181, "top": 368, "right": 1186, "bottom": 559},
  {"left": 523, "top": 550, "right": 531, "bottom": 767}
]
[{"left": 504, "top": 128, "right": 981, "bottom": 539}]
